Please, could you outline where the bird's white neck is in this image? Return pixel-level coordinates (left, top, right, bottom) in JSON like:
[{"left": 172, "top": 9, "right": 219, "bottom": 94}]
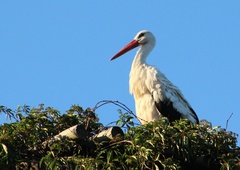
[
  {"left": 131, "top": 43, "right": 155, "bottom": 68},
  {"left": 129, "top": 43, "right": 155, "bottom": 95}
]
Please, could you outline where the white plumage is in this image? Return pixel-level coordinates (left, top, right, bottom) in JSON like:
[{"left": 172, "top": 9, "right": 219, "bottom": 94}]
[{"left": 110, "top": 30, "right": 199, "bottom": 124}]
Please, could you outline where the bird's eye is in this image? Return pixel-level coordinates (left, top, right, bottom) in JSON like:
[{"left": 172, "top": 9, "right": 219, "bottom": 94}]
[{"left": 138, "top": 33, "right": 145, "bottom": 39}]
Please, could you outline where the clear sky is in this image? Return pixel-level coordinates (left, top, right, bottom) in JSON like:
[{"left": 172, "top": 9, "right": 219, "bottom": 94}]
[{"left": 1, "top": 1, "right": 240, "bottom": 144}]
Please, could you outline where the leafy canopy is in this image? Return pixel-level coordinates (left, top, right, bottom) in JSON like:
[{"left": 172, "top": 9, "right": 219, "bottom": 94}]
[{"left": 0, "top": 104, "right": 239, "bottom": 170}]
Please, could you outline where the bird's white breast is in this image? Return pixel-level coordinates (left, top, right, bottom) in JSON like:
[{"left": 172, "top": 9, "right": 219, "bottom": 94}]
[{"left": 129, "top": 64, "right": 165, "bottom": 124}]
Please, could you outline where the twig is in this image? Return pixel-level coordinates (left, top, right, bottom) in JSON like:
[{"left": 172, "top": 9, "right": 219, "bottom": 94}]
[
  {"left": 105, "top": 121, "right": 117, "bottom": 127},
  {"left": 92, "top": 100, "right": 146, "bottom": 124},
  {"left": 226, "top": 113, "right": 233, "bottom": 130}
]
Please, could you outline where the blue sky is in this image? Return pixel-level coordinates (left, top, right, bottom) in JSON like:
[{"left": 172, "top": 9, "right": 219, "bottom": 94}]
[{"left": 1, "top": 1, "right": 240, "bottom": 144}]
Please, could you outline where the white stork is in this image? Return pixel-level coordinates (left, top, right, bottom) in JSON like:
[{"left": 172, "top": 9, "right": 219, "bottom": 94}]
[{"left": 110, "top": 30, "right": 199, "bottom": 124}]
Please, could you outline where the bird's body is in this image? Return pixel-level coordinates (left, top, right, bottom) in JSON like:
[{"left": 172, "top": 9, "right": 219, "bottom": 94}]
[{"left": 111, "top": 30, "right": 199, "bottom": 124}]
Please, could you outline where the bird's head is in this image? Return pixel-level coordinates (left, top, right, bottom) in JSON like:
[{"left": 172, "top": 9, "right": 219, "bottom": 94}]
[
  {"left": 134, "top": 30, "right": 156, "bottom": 46},
  {"left": 110, "top": 30, "right": 156, "bottom": 61}
]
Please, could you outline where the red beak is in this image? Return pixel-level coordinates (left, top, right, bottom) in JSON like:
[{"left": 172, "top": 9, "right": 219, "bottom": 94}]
[{"left": 110, "top": 40, "right": 139, "bottom": 61}]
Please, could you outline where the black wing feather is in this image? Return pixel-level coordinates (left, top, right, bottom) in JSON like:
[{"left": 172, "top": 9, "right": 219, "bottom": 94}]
[{"left": 155, "top": 100, "right": 199, "bottom": 123}]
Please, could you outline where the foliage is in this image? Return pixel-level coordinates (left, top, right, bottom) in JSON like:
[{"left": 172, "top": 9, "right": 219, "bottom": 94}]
[{"left": 0, "top": 104, "right": 239, "bottom": 170}]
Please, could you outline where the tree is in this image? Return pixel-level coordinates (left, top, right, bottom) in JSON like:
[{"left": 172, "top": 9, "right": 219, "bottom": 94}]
[{"left": 0, "top": 102, "right": 239, "bottom": 170}]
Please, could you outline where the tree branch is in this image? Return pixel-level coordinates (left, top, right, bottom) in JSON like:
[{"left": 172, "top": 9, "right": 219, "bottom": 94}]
[{"left": 226, "top": 112, "right": 233, "bottom": 130}]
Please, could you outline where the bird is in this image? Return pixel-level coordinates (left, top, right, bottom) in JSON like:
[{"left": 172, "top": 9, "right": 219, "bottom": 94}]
[{"left": 110, "top": 30, "right": 199, "bottom": 124}]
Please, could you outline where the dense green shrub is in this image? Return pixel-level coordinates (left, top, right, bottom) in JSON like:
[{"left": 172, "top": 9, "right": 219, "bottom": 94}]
[{"left": 0, "top": 104, "right": 239, "bottom": 169}]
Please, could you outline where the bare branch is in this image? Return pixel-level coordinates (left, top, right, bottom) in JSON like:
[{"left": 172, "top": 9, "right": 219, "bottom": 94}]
[
  {"left": 226, "top": 113, "right": 233, "bottom": 130},
  {"left": 92, "top": 100, "right": 145, "bottom": 124}
]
